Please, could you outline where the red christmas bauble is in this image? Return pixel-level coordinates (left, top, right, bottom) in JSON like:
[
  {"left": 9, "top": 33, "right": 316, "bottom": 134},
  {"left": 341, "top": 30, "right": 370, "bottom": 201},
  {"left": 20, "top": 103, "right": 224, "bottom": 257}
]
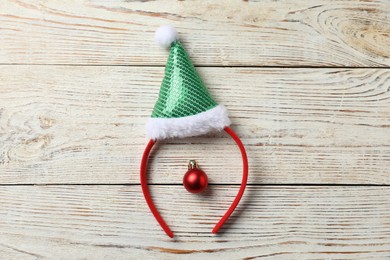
[{"left": 183, "top": 168, "right": 208, "bottom": 194}]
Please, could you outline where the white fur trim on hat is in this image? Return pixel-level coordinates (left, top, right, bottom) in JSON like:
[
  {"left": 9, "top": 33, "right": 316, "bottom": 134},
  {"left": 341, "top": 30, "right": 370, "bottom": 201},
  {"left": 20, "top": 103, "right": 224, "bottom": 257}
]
[{"left": 146, "top": 105, "right": 231, "bottom": 140}]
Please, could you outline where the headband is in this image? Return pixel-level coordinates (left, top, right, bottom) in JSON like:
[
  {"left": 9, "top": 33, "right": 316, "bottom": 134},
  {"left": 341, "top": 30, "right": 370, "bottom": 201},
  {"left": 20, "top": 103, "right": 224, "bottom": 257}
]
[{"left": 140, "top": 26, "right": 249, "bottom": 238}]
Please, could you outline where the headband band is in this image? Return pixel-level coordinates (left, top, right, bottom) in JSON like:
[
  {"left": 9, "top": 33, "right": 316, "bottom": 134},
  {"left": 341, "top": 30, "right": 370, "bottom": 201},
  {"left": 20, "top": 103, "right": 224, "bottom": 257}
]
[{"left": 140, "top": 126, "right": 248, "bottom": 238}]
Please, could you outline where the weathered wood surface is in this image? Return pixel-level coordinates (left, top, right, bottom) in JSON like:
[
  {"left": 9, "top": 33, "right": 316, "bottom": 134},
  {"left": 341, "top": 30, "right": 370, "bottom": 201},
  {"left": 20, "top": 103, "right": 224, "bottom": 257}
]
[
  {"left": 0, "top": 185, "right": 389, "bottom": 259},
  {"left": 1, "top": 0, "right": 390, "bottom": 258},
  {"left": 0, "top": 66, "right": 389, "bottom": 185},
  {"left": 0, "top": 0, "right": 389, "bottom": 66}
]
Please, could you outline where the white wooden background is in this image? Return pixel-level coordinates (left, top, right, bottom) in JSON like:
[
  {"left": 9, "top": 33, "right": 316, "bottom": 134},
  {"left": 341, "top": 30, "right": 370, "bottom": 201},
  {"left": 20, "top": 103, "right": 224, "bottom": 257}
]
[{"left": 0, "top": 0, "right": 389, "bottom": 259}]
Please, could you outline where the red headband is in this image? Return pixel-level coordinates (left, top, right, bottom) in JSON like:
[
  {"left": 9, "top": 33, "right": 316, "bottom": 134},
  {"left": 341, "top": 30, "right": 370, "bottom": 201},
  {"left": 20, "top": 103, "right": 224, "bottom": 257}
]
[{"left": 140, "top": 126, "right": 248, "bottom": 238}]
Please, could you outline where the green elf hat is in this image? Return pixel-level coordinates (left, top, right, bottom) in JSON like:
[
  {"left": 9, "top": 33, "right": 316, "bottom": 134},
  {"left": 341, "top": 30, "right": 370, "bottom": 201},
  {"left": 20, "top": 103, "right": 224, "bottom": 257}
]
[{"left": 147, "top": 25, "right": 231, "bottom": 140}]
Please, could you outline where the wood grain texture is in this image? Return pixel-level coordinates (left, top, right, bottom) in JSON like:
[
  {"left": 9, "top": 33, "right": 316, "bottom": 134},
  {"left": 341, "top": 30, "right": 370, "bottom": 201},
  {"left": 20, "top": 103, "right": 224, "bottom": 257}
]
[
  {"left": 0, "top": 66, "right": 389, "bottom": 184},
  {"left": 0, "top": 0, "right": 389, "bottom": 66},
  {"left": 1, "top": 1, "right": 389, "bottom": 257},
  {"left": 0, "top": 185, "right": 389, "bottom": 259}
]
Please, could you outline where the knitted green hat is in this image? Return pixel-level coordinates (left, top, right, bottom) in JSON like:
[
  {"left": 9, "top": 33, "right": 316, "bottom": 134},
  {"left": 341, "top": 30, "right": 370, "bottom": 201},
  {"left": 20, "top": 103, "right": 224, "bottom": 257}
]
[{"left": 147, "top": 26, "right": 230, "bottom": 140}]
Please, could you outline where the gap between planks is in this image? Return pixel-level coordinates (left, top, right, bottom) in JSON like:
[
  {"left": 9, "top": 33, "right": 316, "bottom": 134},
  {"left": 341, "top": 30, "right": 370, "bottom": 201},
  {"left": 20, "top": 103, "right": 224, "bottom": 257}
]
[
  {"left": 0, "top": 183, "right": 389, "bottom": 187},
  {"left": 1, "top": 64, "right": 390, "bottom": 69}
]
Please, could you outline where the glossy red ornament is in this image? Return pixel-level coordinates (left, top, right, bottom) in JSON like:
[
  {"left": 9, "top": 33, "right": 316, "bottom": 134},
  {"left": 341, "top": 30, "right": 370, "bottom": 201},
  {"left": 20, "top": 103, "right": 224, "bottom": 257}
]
[{"left": 183, "top": 160, "right": 208, "bottom": 194}]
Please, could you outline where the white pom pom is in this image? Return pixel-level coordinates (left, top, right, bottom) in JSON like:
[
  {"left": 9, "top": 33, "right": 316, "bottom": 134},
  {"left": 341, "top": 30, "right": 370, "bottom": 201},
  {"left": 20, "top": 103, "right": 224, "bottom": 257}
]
[{"left": 155, "top": 25, "right": 178, "bottom": 48}]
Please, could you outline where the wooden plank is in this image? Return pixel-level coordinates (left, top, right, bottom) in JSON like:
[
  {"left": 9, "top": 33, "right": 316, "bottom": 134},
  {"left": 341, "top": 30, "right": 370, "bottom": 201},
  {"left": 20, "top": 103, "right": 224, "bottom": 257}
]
[
  {"left": 0, "top": 0, "right": 389, "bottom": 66},
  {"left": 0, "top": 66, "right": 389, "bottom": 184},
  {"left": 0, "top": 185, "right": 389, "bottom": 259}
]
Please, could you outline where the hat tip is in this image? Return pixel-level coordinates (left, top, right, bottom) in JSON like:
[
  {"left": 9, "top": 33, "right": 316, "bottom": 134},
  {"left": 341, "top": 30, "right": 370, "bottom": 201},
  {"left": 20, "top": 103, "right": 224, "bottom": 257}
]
[{"left": 155, "top": 25, "right": 178, "bottom": 48}]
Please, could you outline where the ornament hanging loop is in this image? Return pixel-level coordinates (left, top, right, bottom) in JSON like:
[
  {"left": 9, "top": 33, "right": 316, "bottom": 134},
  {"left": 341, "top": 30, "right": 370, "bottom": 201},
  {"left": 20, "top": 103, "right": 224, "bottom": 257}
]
[{"left": 188, "top": 160, "right": 199, "bottom": 170}]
